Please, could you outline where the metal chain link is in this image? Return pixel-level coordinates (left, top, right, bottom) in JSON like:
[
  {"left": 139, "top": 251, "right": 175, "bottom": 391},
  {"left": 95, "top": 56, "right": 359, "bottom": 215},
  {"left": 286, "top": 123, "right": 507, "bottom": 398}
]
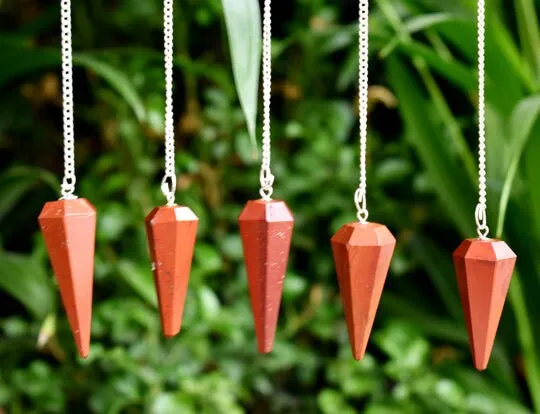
[
  {"left": 355, "top": 0, "right": 369, "bottom": 223},
  {"left": 259, "top": 0, "right": 275, "bottom": 201},
  {"left": 161, "top": 0, "right": 177, "bottom": 206},
  {"left": 60, "top": 0, "right": 77, "bottom": 200},
  {"left": 475, "top": 0, "right": 489, "bottom": 239}
]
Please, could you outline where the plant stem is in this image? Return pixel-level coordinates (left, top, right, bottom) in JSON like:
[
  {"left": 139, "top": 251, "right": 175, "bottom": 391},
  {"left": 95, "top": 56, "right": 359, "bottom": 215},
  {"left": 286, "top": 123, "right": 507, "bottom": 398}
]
[{"left": 509, "top": 272, "right": 540, "bottom": 412}]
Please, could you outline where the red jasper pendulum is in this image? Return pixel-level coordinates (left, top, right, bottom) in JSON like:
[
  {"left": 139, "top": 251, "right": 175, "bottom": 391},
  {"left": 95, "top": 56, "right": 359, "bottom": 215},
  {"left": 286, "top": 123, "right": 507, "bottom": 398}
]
[
  {"left": 239, "top": 0, "right": 294, "bottom": 354},
  {"left": 452, "top": 0, "right": 516, "bottom": 371},
  {"left": 331, "top": 0, "right": 396, "bottom": 361},
  {"left": 145, "top": 0, "right": 198, "bottom": 338},
  {"left": 38, "top": 0, "right": 96, "bottom": 358}
]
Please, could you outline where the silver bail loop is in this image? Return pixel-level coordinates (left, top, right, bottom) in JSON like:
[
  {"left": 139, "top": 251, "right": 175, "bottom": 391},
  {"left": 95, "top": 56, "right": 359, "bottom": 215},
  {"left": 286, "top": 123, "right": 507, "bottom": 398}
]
[
  {"left": 161, "top": 174, "right": 177, "bottom": 206},
  {"left": 354, "top": 187, "right": 369, "bottom": 224},
  {"left": 259, "top": 167, "right": 274, "bottom": 201}
]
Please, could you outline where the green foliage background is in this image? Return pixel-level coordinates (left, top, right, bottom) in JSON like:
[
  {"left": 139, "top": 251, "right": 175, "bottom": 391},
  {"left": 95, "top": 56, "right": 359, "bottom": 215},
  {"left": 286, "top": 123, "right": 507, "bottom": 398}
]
[{"left": 1, "top": 0, "right": 540, "bottom": 413}]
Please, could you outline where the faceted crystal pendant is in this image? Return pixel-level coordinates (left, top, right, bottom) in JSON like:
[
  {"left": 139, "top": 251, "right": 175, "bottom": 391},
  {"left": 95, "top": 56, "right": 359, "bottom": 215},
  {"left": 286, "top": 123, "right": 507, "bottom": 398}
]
[
  {"left": 38, "top": 198, "right": 97, "bottom": 358},
  {"left": 331, "top": 222, "right": 396, "bottom": 360},
  {"left": 239, "top": 199, "right": 294, "bottom": 353},
  {"left": 145, "top": 206, "right": 198, "bottom": 337},
  {"left": 453, "top": 238, "right": 516, "bottom": 370}
]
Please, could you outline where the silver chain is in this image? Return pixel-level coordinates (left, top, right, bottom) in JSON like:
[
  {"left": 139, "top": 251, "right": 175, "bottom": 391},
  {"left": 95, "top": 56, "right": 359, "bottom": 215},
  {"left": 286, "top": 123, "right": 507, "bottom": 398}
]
[
  {"left": 259, "top": 0, "right": 275, "bottom": 201},
  {"left": 60, "top": 0, "right": 77, "bottom": 200},
  {"left": 475, "top": 0, "right": 489, "bottom": 239},
  {"left": 160, "top": 0, "right": 177, "bottom": 206},
  {"left": 354, "top": 0, "right": 369, "bottom": 223}
]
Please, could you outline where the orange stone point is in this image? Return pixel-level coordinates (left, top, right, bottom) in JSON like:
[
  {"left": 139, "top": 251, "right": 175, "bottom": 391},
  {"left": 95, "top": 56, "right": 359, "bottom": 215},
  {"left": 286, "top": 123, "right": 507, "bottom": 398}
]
[
  {"left": 38, "top": 198, "right": 96, "bottom": 358},
  {"left": 453, "top": 238, "right": 516, "bottom": 370},
  {"left": 239, "top": 199, "right": 294, "bottom": 353},
  {"left": 145, "top": 205, "right": 198, "bottom": 338},
  {"left": 331, "top": 222, "right": 395, "bottom": 360}
]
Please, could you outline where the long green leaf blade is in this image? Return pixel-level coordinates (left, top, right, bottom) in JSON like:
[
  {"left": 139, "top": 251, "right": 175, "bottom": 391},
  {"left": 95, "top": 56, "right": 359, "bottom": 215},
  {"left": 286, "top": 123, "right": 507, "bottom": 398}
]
[
  {"left": 508, "top": 272, "right": 540, "bottom": 412},
  {"left": 73, "top": 54, "right": 146, "bottom": 123},
  {"left": 404, "top": 13, "right": 463, "bottom": 35},
  {"left": 525, "top": 122, "right": 540, "bottom": 242},
  {"left": 515, "top": 0, "right": 540, "bottom": 81},
  {"left": 496, "top": 95, "right": 540, "bottom": 237},
  {"left": 116, "top": 260, "right": 157, "bottom": 308},
  {"left": 387, "top": 55, "right": 476, "bottom": 236},
  {"left": 221, "top": 0, "right": 261, "bottom": 148},
  {"left": 0, "top": 252, "right": 55, "bottom": 319},
  {"left": 396, "top": 41, "right": 476, "bottom": 91}
]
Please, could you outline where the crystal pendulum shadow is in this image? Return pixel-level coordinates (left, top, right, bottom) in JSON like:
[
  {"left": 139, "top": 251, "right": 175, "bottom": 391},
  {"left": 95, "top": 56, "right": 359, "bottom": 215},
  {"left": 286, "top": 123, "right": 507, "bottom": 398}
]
[
  {"left": 452, "top": 0, "right": 516, "bottom": 371},
  {"left": 239, "top": 0, "right": 294, "bottom": 353},
  {"left": 330, "top": 0, "right": 396, "bottom": 360},
  {"left": 145, "top": 0, "right": 198, "bottom": 338},
  {"left": 38, "top": 0, "right": 96, "bottom": 358}
]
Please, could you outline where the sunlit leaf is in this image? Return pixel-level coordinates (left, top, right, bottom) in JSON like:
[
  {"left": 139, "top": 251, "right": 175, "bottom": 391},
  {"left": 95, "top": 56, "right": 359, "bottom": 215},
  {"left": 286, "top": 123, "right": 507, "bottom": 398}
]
[{"left": 406, "top": 13, "right": 462, "bottom": 33}]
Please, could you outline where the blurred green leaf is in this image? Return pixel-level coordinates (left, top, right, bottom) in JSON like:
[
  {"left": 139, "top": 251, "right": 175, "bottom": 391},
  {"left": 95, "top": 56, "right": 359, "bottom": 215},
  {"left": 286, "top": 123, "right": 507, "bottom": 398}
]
[
  {"left": 0, "top": 251, "right": 55, "bottom": 319},
  {"left": 150, "top": 393, "right": 195, "bottom": 414},
  {"left": 97, "top": 203, "right": 131, "bottom": 242},
  {"left": 0, "top": 167, "right": 59, "bottom": 223},
  {"left": 437, "top": 17, "right": 525, "bottom": 111},
  {"left": 496, "top": 95, "right": 540, "bottom": 237},
  {"left": 12, "top": 361, "right": 65, "bottom": 411},
  {"left": 221, "top": 0, "right": 261, "bottom": 147},
  {"left": 373, "top": 322, "right": 429, "bottom": 372},
  {"left": 387, "top": 55, "right": 475, "bottom": 236},
  {"left": 526, "top": 127, "right": 540, "bottom": 241},
  {"left": 435, "top": 379, "right": 466, "bottom": 409},
  {"left": 396, "top": 41, "right": 476, "bottom": 92},
  {"left": 74, "top": 54, "right": 146, "bottom": 122},
  {"left": 486, "top": 106, "right": 509, "bottom": 219},
  {"left": 365, "top": 404, "right": 404, "bottom": 414},
  {"left": 450, "top": 365, "right": 532, "bottom": 414},
  {"left": 404, "top": 13, "right": 462, "bottom": 34},
  {"left": 194, "top": 244, "right": 223, "bottom": 275},
  {"left": 375, "top": 158, "right": 413, "bottom": 184},
  {"left": 116, "top": 260, "right": 157, "bottom": 308},
  {"left": 317, "top": 389, "right": 356, "bottom": 414},
  {"left": 515, "top": 0, "right": 540, "bottom": 79},
  {"left": 0, "top": 36, "right": 58, "bottom": 86},
  {"left": 407, "top": 234, "right": 461, "bottom": 320},
  {"left": 197, "top": 286, "right": 221, "bottom": 321},
  {"left": 508, "top": 271, "right": 540, "bottom": 412}
]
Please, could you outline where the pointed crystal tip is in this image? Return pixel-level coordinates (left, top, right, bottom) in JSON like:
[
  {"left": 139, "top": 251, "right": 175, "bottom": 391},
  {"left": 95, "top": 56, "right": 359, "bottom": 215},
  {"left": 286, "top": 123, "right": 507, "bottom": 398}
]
[
  {"left": 38, "top": 198, "right": 96, "bottom": 358},
  {"left": 239, "top": 199, "right": 294, "bottom": 353},
  {"left": 145, "top": 205, "right": 198, "bottom": 338},
  {"left": 453, "top": 238, "right": 516, "bottom": 370},
  {"left": 331, "top": 222, "right": 396, "bottom": 360}
]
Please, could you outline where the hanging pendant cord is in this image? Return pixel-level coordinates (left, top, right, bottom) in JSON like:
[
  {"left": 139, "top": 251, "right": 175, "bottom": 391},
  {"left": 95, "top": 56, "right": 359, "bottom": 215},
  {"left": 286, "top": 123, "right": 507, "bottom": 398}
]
[
  {"left": 60, "top": 0, "right": 77, "bottom": 200},
  {"left": 259, "top": 0, "right": 275, "bottom": 201},
  {"left": 161, "top": 0, "right": 177, "bottom": 206},
  {"left": 475, "top": 0, "right": 489, "bottom": 239},
  {"left": 354, "top": 0, "right": 369, "bottom": 223}
]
